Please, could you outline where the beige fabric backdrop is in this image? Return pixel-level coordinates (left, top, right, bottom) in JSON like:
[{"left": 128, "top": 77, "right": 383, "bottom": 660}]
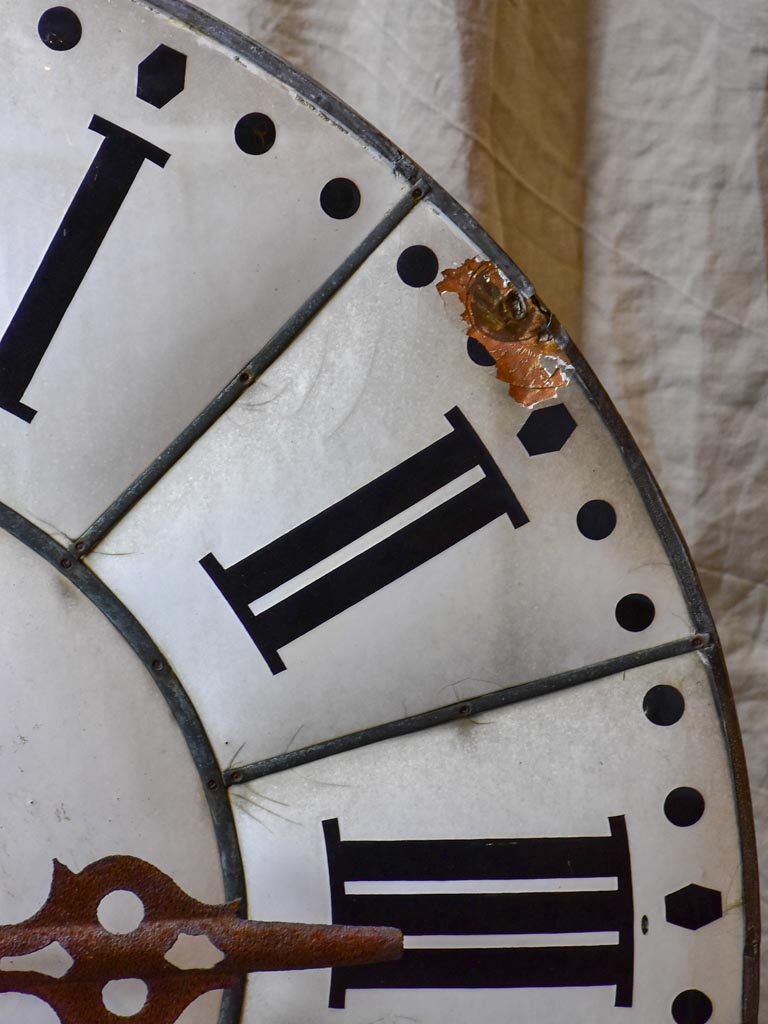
[{"left": 201, "top": 0, "right": 766, "bottom": 999}]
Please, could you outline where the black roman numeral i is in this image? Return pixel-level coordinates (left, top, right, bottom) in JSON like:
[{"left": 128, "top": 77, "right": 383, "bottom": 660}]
[
  {"left": 323, "top": 816, "right": 634, "bottom": 1009},
  {"left": 200, "top": 407, "right": 529, "bottom": 673},
  {"left": 0, "top": 117, "right": 170, "bottom": 423}
]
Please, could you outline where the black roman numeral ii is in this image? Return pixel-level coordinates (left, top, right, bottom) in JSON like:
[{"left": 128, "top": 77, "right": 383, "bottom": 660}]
[
  {"left": 323, "top": 816, "right": 634, "bottom": 1009},
  {"left": 200, "top": 407, "right": 529, "bottom": 673},
  {"left": 0, "top": 117, "right": 170, "bottom": 423}
]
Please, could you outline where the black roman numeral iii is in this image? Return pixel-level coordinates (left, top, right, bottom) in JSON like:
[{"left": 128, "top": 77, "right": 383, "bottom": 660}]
[
  {"left": 200, "top": 408, "right": 529, "bottom": 673},
  {"left": 0, "top": 117, "right": 170, "bottom": 423},
  {"left": 323, "top": 816, "right": 634, "bottom": 1009}
]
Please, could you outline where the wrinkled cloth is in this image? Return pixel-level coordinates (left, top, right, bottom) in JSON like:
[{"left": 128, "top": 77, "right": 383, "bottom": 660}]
[{"left": 206, "top": 0, "right": 767, "bottom": 994}]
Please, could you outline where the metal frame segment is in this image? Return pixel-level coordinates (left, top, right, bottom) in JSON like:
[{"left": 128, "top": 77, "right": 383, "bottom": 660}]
[
  {"left": 73, "top": 180, "right": 427, "bottom": 556},
  {"left": 223, "top": 635, "right": 706, "bottom": 785}
]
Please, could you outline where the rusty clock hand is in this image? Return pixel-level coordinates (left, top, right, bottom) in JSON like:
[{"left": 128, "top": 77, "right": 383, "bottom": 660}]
[{"left": 0, "top": 854, "right": 402, "bottom": 1024}]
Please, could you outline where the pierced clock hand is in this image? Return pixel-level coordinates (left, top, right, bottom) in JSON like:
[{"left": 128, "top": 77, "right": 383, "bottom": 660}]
[{"left": 0, "top": 854, "right": 402, "bottom": 1024}]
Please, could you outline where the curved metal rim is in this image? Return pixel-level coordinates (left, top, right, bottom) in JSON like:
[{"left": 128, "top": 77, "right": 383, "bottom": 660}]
[{"left": 0, "top": 500, "right": 247, "bottom": 1024}]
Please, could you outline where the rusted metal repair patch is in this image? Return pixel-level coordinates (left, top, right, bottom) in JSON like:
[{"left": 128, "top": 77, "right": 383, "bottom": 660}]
[
  {"left": 437, "top": 258, "right": 572, "bottom": 407},
  {"left": 0, "top": 855, "right": 402, "bottom": 1023}
]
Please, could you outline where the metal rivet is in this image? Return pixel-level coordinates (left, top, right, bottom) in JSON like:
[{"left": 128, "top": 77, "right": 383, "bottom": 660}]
[
  {"left": 230, "top": 771, "right": 243, "bottom": 784},
  {"left": 74, "top": 541, "right": 85, "bottom": 553},
  {"left": 60, "top": 557, "right": 72, "bottom": 569},
  {"left": 692, "top": 634, "right": 706, "bottom": 648},
  {"left": 206, "top": 779, "right": 219, "bottom": 791},
  {"left": 239, "top": 371, "right": 251, "bottom": 384},
  {"left": 458, "top": 702, "right": 472, "bottom": 716},
  {"left": 412, "top": 187, "right": 422, "bottom": 199},
  {"left": 152, "top": 659, "right": 164, "bottom": 672}
]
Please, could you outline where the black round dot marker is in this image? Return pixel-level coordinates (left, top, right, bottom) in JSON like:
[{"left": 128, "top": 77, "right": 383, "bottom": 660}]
[
  {"left": 396, "top": 245, "right": 439, "bottom": 287},
  {"left": 643, "top": 685, "right": 685, "bottom": 726},
  {"left": 234, "top": 113, "right": 276, "bottom": 155},
  {"left": 664, "top": 787, "right": 705, "bottom": 827},
  {"left": 320, "top": 177, "right": 361, "bottom": 219},
  {"left": 577, "top": 499, "right": 616, "bottom": 540},
  {"left": 615, "top": 593, "right": 655, "bottom": 632},
  {"left": 467, "top": 337, "right": 495, "bottom": 366},
  {"left": 671, "top": 990, "right": 713, "bottom": 1024},
  {"left": 38, "top": 7, "right": 82, "bottom": 50}
]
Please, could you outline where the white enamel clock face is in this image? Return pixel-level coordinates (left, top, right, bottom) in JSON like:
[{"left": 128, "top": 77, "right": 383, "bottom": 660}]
[{"left": 0, "top": 3, "right": 758, "bottom": 1024}]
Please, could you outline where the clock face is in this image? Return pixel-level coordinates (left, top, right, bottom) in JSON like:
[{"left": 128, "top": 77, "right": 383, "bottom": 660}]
[{"left": 0, "top": 3, "right": 758, "bottom": 1024}]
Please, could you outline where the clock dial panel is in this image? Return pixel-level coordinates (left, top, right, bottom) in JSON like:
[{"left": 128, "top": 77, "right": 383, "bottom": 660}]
[
  {"left": 0, "top": 2, "right": 757, "bottom": 1024},
  {"left": 0, "top": 0, "right": 407, "bottom": 539},
  {"left": 230, "top": 652, "right": 743, "bottom": 1024},
  {"left": 88, "top": 200, "right": 693, "bottom": 773}
]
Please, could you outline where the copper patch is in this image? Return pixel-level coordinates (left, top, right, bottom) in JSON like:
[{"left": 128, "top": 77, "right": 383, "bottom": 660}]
[{"left": 437, "top": 258, "right": 571, "bottom": 407}]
